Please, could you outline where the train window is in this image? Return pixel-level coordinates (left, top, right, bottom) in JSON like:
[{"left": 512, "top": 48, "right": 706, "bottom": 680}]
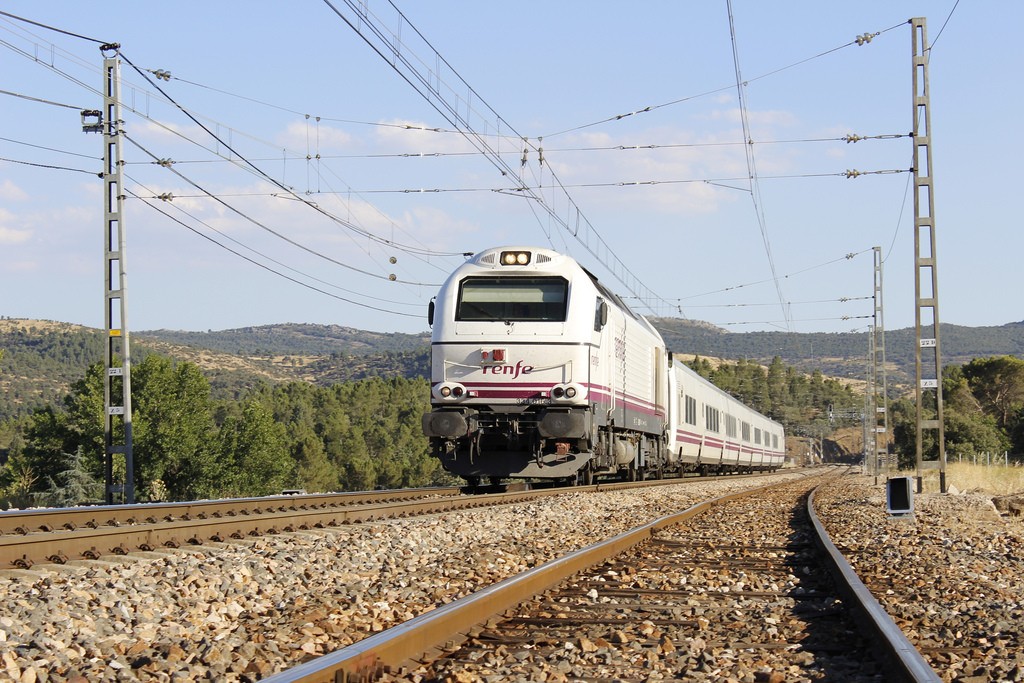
[
  {"left": 456, "top": 277, "right": 569, "bottom": 322},
  {"left": 685, "top": 395, "right": 697, "bottom": 426},
  {"left": 755, "top": 428, "right": 762, "bottom": 445},
  {"left": 705, "top": 405, "right": 720, "bottom": 433},
  {"left": 594, "top": 298, "right": 608, "bottom": 331},
  {"left": 741, "top": 422, "right": 751, "bottom": 442},
  {"left": 725, "top": 414, "right": 737, "bottom": 438},
  {"left": 772, "top": 434, "right": 779, "bottom": 449}
]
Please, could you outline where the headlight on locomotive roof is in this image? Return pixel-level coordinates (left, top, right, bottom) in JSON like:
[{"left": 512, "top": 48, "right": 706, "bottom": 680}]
[
  {"left": 550, "top": 383, "right": 586, "bottom": 401},
  {"left": 500, "top": 250, "right": 531, "bottom": 266},
  {"left": 434, "top": 382, "right": 468, "bottom": 401}
]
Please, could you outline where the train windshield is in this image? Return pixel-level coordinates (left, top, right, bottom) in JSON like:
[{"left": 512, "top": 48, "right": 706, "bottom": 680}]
[{"left": 456, "top": 276, "right": 569, "bottom": 322}]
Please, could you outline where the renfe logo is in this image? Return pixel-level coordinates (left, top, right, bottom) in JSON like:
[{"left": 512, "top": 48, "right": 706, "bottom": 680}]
[{"left": 481, "top": 360, "right": 534, "bottom": 378}]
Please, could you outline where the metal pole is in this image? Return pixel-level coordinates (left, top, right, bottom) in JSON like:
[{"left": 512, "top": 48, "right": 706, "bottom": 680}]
[
  {"left": 911, "top": 18, "right": 946, "bottom": 494},
  {"left": 99, "top": 45, "right": 134, "bottom": 504}
]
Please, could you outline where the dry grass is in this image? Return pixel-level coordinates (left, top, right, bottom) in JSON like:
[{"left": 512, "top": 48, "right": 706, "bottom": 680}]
[{"left": 913, "top": 461, "right": 1024, "bottom": 496}]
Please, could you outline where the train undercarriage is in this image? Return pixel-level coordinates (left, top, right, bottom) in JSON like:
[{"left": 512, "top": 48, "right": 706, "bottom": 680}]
[{"left": 423, "top": 405, "right": 668, "bottom": 486}]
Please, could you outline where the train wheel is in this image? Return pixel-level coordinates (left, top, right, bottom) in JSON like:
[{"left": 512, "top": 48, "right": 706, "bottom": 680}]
[{"left": 576, "top": 464, "right": 593, "bottom": 486}]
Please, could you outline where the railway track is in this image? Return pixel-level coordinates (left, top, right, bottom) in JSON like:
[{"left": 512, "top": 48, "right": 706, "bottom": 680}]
[
  {"left": 0, "top": 477, "right": 755, "bottom": 569},
  {"left": 0, "top": 487, "right": 462, "bottom": 569},
  {"left": 268, "top": 472, "right": 940, "bottom": 683}
]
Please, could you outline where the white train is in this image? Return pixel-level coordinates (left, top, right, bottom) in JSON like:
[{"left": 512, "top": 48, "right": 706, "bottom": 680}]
[{"left": 421, "top": 246, "right": 785, "bottom": 485}]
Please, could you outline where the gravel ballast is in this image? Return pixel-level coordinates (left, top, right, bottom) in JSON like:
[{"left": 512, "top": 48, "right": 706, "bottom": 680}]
[{"left": 2, "top": 470, "right": 1022, "bottom": 682}]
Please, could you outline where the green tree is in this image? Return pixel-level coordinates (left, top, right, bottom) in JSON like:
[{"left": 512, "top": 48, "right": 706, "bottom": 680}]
[
  {"left": 215, "top": 400, "right": 290, "bottom": 497},
  {"left": 0, "top": 450, "right": 37, "bottom": 509},
  {"left": 131, "top": 355, "right": 215, "bottom": 499},
  {"left": 961, "top": 356, "right": 1024, "bottom": 431},
  {"left": 21, "top": 360, "right": 107, "bottom": 489},
  {"left": 291, "top": 426, "right": 336, "bottom": 492},
  {"left": 34, "top": 447, "right": 102, "bottom": 507}
]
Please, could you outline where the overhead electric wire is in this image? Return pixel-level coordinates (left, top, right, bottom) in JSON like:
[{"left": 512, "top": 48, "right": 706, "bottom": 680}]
[
  {"left": 684, "top": 295, "right": 872, "bottom": 309},
  {"left": 127, "top": 188, "right": 422, "bottom": 318},
  {"left": 118, "top": 131, "right": 908, "bottom": 168},
  {"left": 154, "top": 73, "right": 473, "bottom": 137},
  {"left": 0, "top": 87, "right": 85, "bottom": 110},
  {"left": 3, "top": 6, "right": 920, "bottom": 334},
  {"left": 727, "top": 0, "right": 789, "bottom": 330},
  {"left": 123, "top": 132, "right": 439, "bottom": 287},
  {"left": 671, "top": 248, "right": 872, "bottom": 302},
  {"left": 928, "top": 0, "right": 960, "bottom": 53},
  {"left": 107, "top": 53, "right": 469, "bottom": 264},
  {"left": 115, "top": 50, "right": 465, "bottom": 267},
  {"left": 321, "top": 0, "right": 677, "bottom": 318},
  {"left": 720, "top": 314, "right": 872, "bottom": 327},
  {"left": 0, "top": 156, "right": 96, "bottom": 174},
  {"left": 126, "top": 176, "right": 423, "bottom": 309},
  {"left": 542, "top": 20, "right": 908, "bottom": 139},
  {"left": 0, "top": 9, "right": 105, "bottom": 44},
  {"left": 2, "top": 13, "right": 466, "bottom": 279},
  {"left": 0, "top": 134, "right": 99, "bottom": 161},
  {"left": 884, "top": 167, "right": 914, "bottom": 262}
]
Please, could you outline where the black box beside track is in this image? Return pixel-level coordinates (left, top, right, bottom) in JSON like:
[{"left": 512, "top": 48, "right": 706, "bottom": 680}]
[{"left": 886, "top": 476, "right": 914, "bottom": 516}]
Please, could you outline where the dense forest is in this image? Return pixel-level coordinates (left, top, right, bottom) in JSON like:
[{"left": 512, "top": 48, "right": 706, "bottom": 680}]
[
  {"left": 0, "top": 320, "right": 430, "bottom": 420},
  {"left": 5, "top": 318, "right": 1024, "bottom": 422},
  {"left": 0, "top": 350, "right": 864, "bottom": 507},
  {"left": 0, "top": 354, "right": 447, "bottom": 507},
  {"left": 2, "top": 318, "right": 1022, "bottom": 507}
]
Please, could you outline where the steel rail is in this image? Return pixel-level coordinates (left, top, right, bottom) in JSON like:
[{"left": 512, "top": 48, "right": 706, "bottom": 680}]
[
  {"left": 0, "top": 488, "right": 547, "bottom": 569},
  {"left": 0, "top": 487, "right": 463, "bottom": 536},
  {"left": 261, "top": 483, "right": 774, "bottom": 683},
  {"left": 0, "top": 471, "right": 786, "bottom": 569},
  {"left": 807, "top": 486, "right": 942, "bottom": 683},
  {"left": 264, "top": 471, "right": 940, "bottom": 683}
]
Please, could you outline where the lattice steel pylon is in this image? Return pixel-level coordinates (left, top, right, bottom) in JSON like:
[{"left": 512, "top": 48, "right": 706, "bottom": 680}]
[
  {"left": 99, "top": 46, "right": 135, "bottom": 504},
  {"left": 911, "top": 18, "right": 946, "bottom": 493}
]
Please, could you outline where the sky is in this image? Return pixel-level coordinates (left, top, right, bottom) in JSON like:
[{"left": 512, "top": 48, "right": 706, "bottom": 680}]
[{"left": 0, "top": 1, "right": 1018, "bottom": 337}]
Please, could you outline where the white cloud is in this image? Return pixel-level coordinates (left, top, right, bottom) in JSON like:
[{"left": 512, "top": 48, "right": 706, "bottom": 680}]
[
  {"left": 0, "top": 207, "right": 32, "bottom": 244},
  {"left": 278, "top": 120, "right": 353, "bottom": 151},
  {"left": 0, "top": 180, "right": 28, "bottom": 202},
  {"left": 0, "top": 225, "right": 33, "bottom": 245}
]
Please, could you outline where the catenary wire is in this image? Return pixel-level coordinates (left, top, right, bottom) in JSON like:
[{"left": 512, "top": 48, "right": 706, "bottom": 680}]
[
  {"left": 542, "top": 20, "right": 909, "bottom": 139},
  {"left": 124, "top": 132, "right": 439, "bottom": 287},
  {"left": 126, "top": 176, "right": 424, "bottom": 309},
  {"left": 321, "top": 0, "right": 676, "bottom": 318},
  {"left": 116, "top": 50, "right": 465, "bottom": 264},
  {"left": 128, "top": 188, "right": 423, "bottom": 318},
  {"left": 0, "top": 21, "right": 466, "bottom": 275},
  {"left": 727, "top": 0, "right": 788, "bottom": 329}
]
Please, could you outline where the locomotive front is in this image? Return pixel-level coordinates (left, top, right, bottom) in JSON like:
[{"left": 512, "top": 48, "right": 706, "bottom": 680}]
[{"left": 421, "top": 247, "right": 602, "bottom": 484}]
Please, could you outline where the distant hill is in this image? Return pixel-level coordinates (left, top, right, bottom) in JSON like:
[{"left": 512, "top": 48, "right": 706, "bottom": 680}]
[
  {"left": 2, "top": 316, "right": 1022, "bottom": 421},
  {"left": 141, "top": 323, "right": 430, "bottom": 356},
  {"left": 651, "top": 317, "right": 1024, "bottom": 389},
  {"left": 0, "top": 319, "right": 428, "bottom": 419}
]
